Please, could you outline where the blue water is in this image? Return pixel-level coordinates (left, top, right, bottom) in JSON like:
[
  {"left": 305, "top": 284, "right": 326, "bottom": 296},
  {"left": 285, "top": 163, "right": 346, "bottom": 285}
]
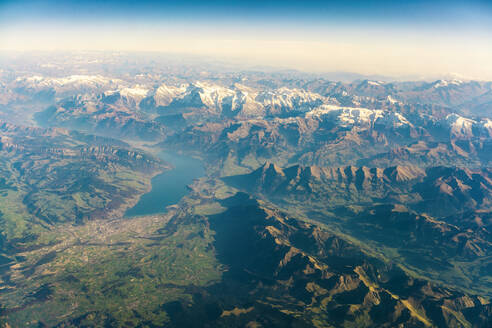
[{"left": 124, "top": 151, "right": 205, "bottom": 217}]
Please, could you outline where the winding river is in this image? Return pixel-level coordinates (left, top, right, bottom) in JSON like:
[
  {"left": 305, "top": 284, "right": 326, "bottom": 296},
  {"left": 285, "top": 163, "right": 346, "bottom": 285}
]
[{"left": 124, "top": 151, "right": 205, "bottom": 217}]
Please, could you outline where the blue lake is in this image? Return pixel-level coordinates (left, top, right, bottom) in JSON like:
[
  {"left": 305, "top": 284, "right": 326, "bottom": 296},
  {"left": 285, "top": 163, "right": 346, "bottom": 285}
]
[{"left": 124, "top": 151, "right": 205, "bottom": 217}]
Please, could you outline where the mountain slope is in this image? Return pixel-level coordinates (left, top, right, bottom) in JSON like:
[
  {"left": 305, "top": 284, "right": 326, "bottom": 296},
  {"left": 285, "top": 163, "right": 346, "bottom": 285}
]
[
  {"left": 0, "top": 121, "right": 166, "bottom": 254},
  {"left": 223, "top": 164, "right": 492, "bottom": 297},
  {"left": 159, "top": 193, "right": 491, "bottom": 327}
]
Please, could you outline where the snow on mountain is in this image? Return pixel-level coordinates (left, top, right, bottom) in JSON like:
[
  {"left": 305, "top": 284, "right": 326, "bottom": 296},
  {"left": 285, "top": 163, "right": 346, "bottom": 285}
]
[
  {"left": 444, "top": 113, "right": 492, "bottom": 138},
  {"left": 482, "top": 119, "right": 492, "bottom": 135},
  {"left": 119, "top": 86, "right": 148, "bottom": 98},
  {"left": 255, "top": 87, "right": 325, "bottom": 114},
  {"left": 386, "top": 95, "right": 400, "bottom": 104},
  {"left": 99, "top": 86, "right": 150, "bottom": 107},
  {"left": 445, "top": 113, "right": 476, "bottom": 137},
  {"left": 194, "top": 81, "right": 237, "bottom": 109},
  {"left": 306, "top": 104, "right": 411, "bottom": 128},
  {"left": 229, "top": 84, "right": 264, "bottom": 117},
  {"left": 432, "top": 79, "right": 464, "bottom": 88},
  {"left": 367, "top": 80, "right": 384, "bottom": 86},
  {"left": 16, "top": 75, "right": 121, "bottom": 88},
  {"left": 154, "top": 83, "right": 188, "bottom": 106},
  {"left": 14, "top": 75, "right": 124, "bottom": 97},
  {"left": 148, "top": 82, "right": 328, "bottom": 117},
  {"left": 186, "top": 83, "right": 326, "bottom": 115},
  {"left": 118, "top": 86, "right": 149, "bottom": 107},
  {"left": 151, "top": 82, "right": 256, "bottom": 115}
]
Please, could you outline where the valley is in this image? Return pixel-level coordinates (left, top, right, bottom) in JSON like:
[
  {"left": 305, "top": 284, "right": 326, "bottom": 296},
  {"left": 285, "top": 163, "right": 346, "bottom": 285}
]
[{"left": 0, "top": 53, "right": 491, "bottom": 327}]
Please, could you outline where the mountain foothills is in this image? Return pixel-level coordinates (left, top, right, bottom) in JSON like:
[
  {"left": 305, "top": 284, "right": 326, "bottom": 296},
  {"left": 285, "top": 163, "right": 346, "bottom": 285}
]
[
  {"left": 0, "top": 56, "right": 491, "bottom": 327},
  {"left": 0, "top": 121, "right": 165, "bottom": 250}
]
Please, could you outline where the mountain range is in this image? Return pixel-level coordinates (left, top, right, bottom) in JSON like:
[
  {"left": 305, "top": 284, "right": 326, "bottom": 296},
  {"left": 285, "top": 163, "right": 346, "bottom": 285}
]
[{"left": 0, "top": 57, "right": 491, "bottom": 327}]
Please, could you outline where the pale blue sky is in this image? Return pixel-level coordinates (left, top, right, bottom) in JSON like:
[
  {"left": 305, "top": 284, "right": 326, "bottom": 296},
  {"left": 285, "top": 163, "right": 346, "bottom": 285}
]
[{"left": 1, "top": 0, "right": 491, "bottom": 79}]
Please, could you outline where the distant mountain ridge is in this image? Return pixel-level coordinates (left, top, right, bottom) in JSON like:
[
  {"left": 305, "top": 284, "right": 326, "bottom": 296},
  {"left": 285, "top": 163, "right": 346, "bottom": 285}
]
[{"left": 225, "top": 162, "right": 492, "bottom": 216}]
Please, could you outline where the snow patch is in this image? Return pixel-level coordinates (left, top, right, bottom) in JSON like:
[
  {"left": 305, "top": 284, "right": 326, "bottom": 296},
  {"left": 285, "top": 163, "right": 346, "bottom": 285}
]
[
  {"left": 445, "top": 113, "right": 476, "bottom": 137},
  {"left": 433, "top": 79, "right": 463, "bottom": 88},
  {"left": 307, "top": 105, "right": 410, "bottom": 128}
]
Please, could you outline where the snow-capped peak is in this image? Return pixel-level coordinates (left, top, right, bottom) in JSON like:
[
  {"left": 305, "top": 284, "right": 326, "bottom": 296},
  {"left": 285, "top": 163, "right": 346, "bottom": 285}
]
[
  {"left": 433, "top": 79, "right": 463, "bottom": 88},
  {"left": 386, "top": 95, "right": 400, "bottom": 104},
  {"left": 445, "top": 113, "right": 476, "bottom": 137},
  {"left": 154, "top": 83, "right": 188, "bottom": 106},
  {"left": 367, "top": 80, "right": 384, "bottom": 86},
  {"left": 119, "top": 86, "right": 149, "bottom": 98},
  {"left": 306, "top": 105, "right": 410, "bottom": 129}
]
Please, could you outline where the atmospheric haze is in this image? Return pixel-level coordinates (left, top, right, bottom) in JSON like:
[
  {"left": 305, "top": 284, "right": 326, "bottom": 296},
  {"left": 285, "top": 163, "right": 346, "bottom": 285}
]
[{"left": 1, "top": 0, "right": 492, "bottom": 79}]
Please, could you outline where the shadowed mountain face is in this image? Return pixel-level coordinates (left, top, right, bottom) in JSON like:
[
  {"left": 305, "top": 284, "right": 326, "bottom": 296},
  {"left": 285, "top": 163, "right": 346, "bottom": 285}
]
[
  {"left": 156, "top": 194, "right": 491, "bottom": 328},
  {"left": 223, "top": 164, "right": 492, "bottom": 297}
]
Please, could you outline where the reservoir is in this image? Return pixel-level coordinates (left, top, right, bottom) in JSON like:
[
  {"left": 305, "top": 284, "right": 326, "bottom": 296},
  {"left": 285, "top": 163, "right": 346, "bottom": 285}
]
[{"left": 124, "top": 150, "right": 205, "bottom": 217}]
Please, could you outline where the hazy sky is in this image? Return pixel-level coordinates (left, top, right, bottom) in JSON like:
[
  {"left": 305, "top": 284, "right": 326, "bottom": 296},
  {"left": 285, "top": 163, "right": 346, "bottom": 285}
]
[{"left": 1, "top": 0, "right": 492, "bottom": 79}]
